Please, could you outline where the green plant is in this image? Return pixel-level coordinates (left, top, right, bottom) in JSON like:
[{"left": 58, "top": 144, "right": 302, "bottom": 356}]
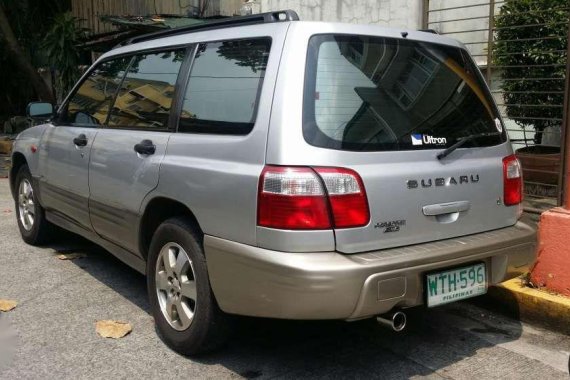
[
  {"left": 42, "top": 13, "right": 88, "bottom": 100},
  {"left": 494, "top": 0, "right": 569, "bottom": 145}
]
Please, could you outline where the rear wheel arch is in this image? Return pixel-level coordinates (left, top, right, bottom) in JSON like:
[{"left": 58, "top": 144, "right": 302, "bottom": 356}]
[{"left": 139, "top": 197, "right": 203, "bottom": 261}]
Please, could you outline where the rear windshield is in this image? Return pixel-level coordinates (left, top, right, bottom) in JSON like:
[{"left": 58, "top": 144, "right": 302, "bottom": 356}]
[{"left": 303, "top": 34, "right": 506, "bottom": 151}]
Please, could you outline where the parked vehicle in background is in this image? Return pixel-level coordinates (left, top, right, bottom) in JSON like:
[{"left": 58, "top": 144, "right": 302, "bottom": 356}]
[{"left": 10, "top": 11, "right": 536, "bottom": 355}]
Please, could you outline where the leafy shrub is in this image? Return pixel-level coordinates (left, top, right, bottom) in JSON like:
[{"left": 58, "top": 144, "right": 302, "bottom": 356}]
[
  {"left": 494, "top": 0, "right": 568, "bottom": 144},
  {"left": 42, "top": 13, "right": 88, "bottom": 100}
]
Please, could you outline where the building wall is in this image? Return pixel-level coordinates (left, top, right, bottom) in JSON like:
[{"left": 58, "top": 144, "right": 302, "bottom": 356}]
[
  {"left": 220, "top": 0, "right": 244, "bottom": 16},
  {"left": 72, "top": 0, "right": 425, "bottom": 35},
  {"left": 257, "top": 0, "right": 423, "bottom": 29}
]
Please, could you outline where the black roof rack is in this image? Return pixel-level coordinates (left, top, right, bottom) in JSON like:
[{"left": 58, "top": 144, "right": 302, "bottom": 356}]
[
  {"left": 117, "top": 10, "right": 299, "bottom": 48},
  {"left": 418, "top": 29, "right": 439, "bottom": 34}
]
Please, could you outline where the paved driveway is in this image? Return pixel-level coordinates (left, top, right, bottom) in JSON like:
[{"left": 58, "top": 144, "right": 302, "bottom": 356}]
[{"left": 0, "top": 178, "right": 569, "bottom": 379}]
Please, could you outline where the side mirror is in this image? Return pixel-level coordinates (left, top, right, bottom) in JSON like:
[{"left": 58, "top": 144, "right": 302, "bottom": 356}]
[{"left": 26, "top": 102, "right": 54, "bottom": 120}]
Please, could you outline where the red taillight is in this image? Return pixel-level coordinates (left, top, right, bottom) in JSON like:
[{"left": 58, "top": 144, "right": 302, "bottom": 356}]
[
  {"left": 313, "top": 167, "right": 370, "bottom": 228},
  {"left": 257, "top": 166, "right": 370, "bottom": 230},
  {"left": 257, "top": 166, "right": 331, "bottom": 229},
  {"left": 503, "top": 155, "right": 523, "bottom": 206}
]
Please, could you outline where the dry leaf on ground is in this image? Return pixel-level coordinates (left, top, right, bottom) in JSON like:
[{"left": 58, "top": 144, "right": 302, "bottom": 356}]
[
  {"left": 0, "top": 300, "right": 17, "bottom": 312},
  {"left": 95, "top": 320, "right": 132, "bottom": 339},
  {"left": 3, "top": 209, "right": 11, "bottom": 214},
  {"left": 56, "top": 253, "right": 87, "bottom": 260}
]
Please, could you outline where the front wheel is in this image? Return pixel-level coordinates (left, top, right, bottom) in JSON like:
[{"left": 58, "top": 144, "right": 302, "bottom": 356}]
[
  {"left": 14, "top": 165, "right": 54, "bottom": 245},
  {"left": 147, "top": 217, "right": 229, "bottom": 355}
]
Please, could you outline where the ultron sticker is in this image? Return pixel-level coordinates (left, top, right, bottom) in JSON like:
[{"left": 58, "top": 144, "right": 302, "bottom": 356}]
[{"left": 411, "top": 134, "right": 447, "bottom": 146}]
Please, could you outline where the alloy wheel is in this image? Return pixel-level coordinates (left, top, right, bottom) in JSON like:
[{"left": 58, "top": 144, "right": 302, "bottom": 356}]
[
  {"left": 18, "top": 179, "right": 35, "bottom": 231},
  {"left": 155, "top": 242, "right": 197, "bottom": 331}
]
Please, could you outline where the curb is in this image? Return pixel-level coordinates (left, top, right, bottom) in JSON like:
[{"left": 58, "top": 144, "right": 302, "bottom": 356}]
[{"left": 486, "top": 278, "right": 570, "bottom": 335}]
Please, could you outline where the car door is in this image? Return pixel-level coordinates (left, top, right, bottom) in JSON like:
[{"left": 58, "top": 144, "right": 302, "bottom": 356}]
[
  {"left": 88, "top": 48, "right": 189, "bottom": 254},
  {"left": 38, "top": 57, "right": 132, "bottom": 231}
]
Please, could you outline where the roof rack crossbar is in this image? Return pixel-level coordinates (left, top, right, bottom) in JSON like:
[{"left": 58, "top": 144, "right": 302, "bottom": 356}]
[{"left": 117, "top": 10, "right": 299, "bottom": 48}]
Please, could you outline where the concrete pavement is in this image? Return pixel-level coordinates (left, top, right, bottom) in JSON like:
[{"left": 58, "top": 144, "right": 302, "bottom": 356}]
[{"left": 0, "top": 178, "right": 569, "bottom": 379}]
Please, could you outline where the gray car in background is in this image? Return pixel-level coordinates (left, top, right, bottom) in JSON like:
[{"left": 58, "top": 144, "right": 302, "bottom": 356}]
[{"left": 10, "top": 10, "right": 536, "bottom": 355}]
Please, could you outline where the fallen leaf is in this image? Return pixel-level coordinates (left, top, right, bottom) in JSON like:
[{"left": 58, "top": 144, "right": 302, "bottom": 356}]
[
  {"left": 56, "top": 253, "right": 87, "bottom": 260},
  {"left": 3, "top": 209, "right": 11, "bottom": 214},
  {"left": 0, "top": 300, "right": 17, "bottom": 312},
  {"left": 95, "top": 320, "right": 132, "bottom": 339}
]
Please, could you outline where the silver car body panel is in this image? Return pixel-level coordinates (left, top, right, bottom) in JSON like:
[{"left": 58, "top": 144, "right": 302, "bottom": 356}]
[
  {"left": 37, "top": 125, "right": 98, "bottom": 231},
  {"left": 89, "top": 129, "right": 171, "bottom": 254}
]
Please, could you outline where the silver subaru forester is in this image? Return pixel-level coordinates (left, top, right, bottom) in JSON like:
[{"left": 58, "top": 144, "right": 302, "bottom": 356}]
[{"left": 10, "top": 10, "right": 536, "bottom": 354}]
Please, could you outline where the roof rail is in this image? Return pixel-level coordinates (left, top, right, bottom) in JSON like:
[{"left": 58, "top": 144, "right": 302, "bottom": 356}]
[
  {"left": 418, "top": 29, "right": 439, "bottom": 34},
  {"left": 116, "top": 10, "right": 300, "bottom": 48}
]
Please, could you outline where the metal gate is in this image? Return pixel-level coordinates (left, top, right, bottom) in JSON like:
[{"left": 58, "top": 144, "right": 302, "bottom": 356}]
[{"left": 423, "top": 0, "right": 570, "bottom": 213}]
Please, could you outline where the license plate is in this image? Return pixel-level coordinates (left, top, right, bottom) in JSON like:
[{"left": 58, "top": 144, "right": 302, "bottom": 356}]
[{"left": 426, "top": 263, "right": 487, "bottom": 307}]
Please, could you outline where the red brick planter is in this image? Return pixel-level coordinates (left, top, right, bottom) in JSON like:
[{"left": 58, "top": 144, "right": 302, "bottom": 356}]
[{"left": 530, "top": 208, "right": 570, "bottom": 297}]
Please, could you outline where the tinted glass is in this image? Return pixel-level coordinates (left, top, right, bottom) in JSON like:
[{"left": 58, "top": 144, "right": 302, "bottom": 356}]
[
  {"left": 60, "top": 57, "right": 131, "bottom": 126},
  {"left": 107, "top": 49, "right": 185, "bottom": 129},
  {"left": 303, "top": 35, "right": 506, "bottom": 151},
  {"left": 178, "top": 38, "right": 271, "bottom": 134}
]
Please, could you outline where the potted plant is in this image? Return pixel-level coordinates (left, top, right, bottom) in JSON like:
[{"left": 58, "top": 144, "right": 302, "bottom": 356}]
[{"left": 494, "top": 0, "right": 568, "bottom": 186}]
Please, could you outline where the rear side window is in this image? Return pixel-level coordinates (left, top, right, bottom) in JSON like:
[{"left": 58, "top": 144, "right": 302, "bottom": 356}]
[
  {"left": 303, "top": 35, "right": 506, "bottom": 151},
  {"left": 107, "top": 49, "right": 185, "bottom": 130},
  {"left": 178, "top": 37, "right": 271, "bottom": 134},
  {"left": 59, "top": 57, "right": 131, "bottom": 126}
]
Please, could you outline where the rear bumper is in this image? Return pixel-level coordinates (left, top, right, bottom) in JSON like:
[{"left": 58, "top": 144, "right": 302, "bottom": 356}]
[{"left": 205, "top": 221, "right": 536, "bottom": 320}]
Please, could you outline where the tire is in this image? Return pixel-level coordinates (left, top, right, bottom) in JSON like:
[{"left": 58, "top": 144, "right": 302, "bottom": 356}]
[
  {"left": 14, "top": 165, "right": 54, "bottom": 245},
  {"left": 147, "top": 217, "right": 229, "bottom": 355}
]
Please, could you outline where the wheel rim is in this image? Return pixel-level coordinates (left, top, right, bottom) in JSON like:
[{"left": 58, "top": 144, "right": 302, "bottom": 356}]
[
  {"left": 155, "top": 242, "right": 197, "bottom": 331},
  {"left": 18, "top": 179, "right": 35, "bottom": 231}
]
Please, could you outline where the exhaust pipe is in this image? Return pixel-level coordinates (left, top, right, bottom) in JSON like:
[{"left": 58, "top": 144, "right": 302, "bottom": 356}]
[{"left": 376, "top": 311, "right": 407, "bottom": 332}]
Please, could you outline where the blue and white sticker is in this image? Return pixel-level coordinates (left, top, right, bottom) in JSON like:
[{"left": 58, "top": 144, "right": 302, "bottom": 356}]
[
  {"left": 411, "top": 134, "right": 447, "bottom": 146},
  {"left": 495, "top": 118, "right": 503, "bottom": 133},
  {"left": 411, "top": 134, "right": 423, "bottom": 146}
]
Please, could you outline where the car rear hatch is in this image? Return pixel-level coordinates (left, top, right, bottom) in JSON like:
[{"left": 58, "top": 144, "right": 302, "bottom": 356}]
[{"left": 300, "top": 34, "right": 522, "bottom": 254}]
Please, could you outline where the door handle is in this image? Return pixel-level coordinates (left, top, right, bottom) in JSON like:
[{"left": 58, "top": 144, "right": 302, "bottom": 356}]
[
  {"left": 422, "top": 201, "right": 471, "bottom": 216},
  {"left": 134, "top": 139, "right": 156, "bottom": 155},
  {"left": 73, "top": 134, "right": 88, "bottom": 147}
]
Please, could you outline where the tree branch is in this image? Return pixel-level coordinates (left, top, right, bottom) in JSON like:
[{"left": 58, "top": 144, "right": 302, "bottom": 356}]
[{"left": 0, "top": 3, "right": 54, "bottom": 103}]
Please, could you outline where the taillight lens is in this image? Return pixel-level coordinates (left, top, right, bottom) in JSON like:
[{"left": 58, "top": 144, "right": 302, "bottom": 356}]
[
  {"left": 313, "top": 167, "right": 370, "bottom": 228},
  {"left": 258, "top": 166, "right": 331, "bottom": 229},
  {"left": 503, "top": 155, "right": 523, "bottom": 206},
  {"left": 257, "top": 166, "right": 370, "bottom": 230}
]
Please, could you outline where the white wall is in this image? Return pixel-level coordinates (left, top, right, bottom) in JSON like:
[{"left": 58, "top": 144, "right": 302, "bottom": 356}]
[{"left": 255, "top": 0, "right": 423, "bottom": 29}]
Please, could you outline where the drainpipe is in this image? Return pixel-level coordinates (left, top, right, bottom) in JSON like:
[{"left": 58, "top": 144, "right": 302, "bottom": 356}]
[
  {"left": 485, "top": 0, "right": 495, "bottom": 84},
  {"left": 561, "top": 20, "right": 570, "bottom": 208},
  {"left": 422, "top": 0, "right": 429, "bottom": 29}
]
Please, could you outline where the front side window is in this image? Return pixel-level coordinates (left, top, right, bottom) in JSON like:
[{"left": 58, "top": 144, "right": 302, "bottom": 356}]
[
  {"left": 107, "top": 49, "right": 186, "bottom": 130},
  {"left": 303, "top": 35, "right": 506, "bottom": 151},
  {"left": 178, "top": 37, "right": 271, "bottom": 134},
  {"left": 59, "top": 57, "right": 131, "bottom": 126}
]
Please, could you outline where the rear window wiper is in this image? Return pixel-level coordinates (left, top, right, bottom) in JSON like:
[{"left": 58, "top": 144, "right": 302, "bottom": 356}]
[{"left": 437, "top": 131, "right": 502, "bottom": 160}]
